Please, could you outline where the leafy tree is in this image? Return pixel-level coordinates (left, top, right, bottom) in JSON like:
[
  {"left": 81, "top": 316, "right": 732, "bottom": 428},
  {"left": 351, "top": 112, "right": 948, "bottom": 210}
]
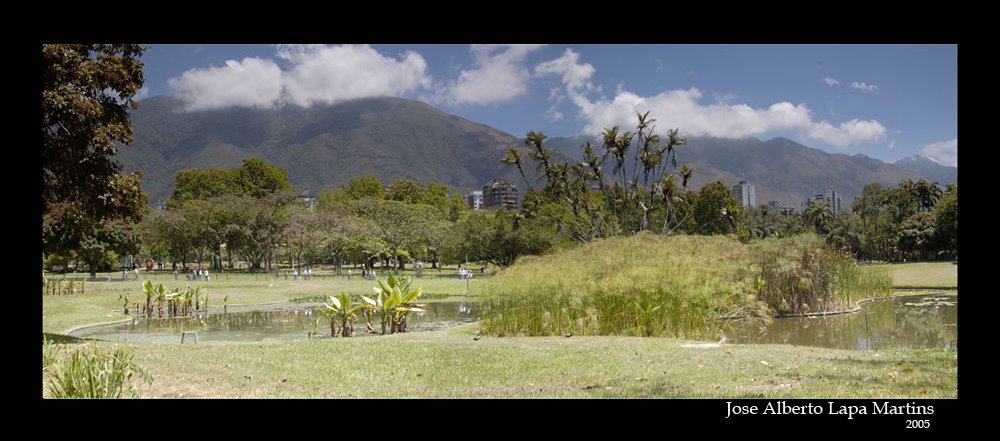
[
  {"left": 42, "top": 45, "right": 148, "bottom": 275},
  {"left": 236, "top": 158, "right": 290, "bottom": 198},
  {"left": 932, "top": 184, "right": 958, "bottom": 255},
  {"left": 895, "top": 212, "right": 937, "bottom": 260},
  {"left": 691, "top": 181, "right": 744, "bottom": 235},
  {"left": 352, "top": 199, "right": 430, "bottom": 273},
  {"left": 42, "top": 44, "right": 146, "bottom": 222},
  {"left": 343, "top": 176, "right": 387, "bottom": 200},
  {"left": 446, "top": 210, "right": 554, "bottom": 267},
  {"left": 168, "top": 158, "right": 289, "bottom": 208},
  {"left": 387, "top": 179, "right": 425, "bottom": 204},
  {"left": 168, "top": 168, "right": 237, "bottom": 209}
]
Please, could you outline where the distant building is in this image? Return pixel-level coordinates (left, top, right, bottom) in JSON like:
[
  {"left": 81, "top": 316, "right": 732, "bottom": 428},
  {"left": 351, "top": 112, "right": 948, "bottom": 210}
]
[
  {"left": 466, "top": 190, "right": 483, "bottom": 210},
  {"left": 482, "top": 179, "right": 518, "bottom": 211},
  {"left": 731, "top": 180, "right": 756, "bottom": 208},
  {"left": 807, "top": 188, "right": 842, "bottom": 214},
  {"left": 768, "top": 200, "right": 797, "bottom": 215},
  {"left": 824, "top": 187, "right": 843, "bottom": 214},
  {"left": 298, "top": 192, "right": 316, "bottom": 212}
]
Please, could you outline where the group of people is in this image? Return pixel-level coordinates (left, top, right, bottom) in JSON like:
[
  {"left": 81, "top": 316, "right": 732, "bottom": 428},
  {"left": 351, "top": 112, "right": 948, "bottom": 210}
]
[
  {"left": 457, "top": 267, "right": 474, "bottom": 280},
  {"left": 174, "top": 267, "right": 209, "bottom": 282},
  {"left": 119, "top": 267, "right": 139, "bottom": 281}
]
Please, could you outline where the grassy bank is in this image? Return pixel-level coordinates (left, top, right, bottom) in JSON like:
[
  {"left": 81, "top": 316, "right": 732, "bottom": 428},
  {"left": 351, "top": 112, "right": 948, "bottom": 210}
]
[
  {"left": 879, "top": 261, "right": 958, "bottom": 288},
  {"left": 482, "top": 233, "right": 891, "bottom": 338},
  {"left": 46, "top": 324, "right": 953, "bottom": 398}
]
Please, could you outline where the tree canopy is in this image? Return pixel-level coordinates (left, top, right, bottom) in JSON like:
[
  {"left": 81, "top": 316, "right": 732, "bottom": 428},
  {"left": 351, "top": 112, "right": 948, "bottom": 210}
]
[{"left": 42, "top": 44, "right": 148, "bottom": 275}]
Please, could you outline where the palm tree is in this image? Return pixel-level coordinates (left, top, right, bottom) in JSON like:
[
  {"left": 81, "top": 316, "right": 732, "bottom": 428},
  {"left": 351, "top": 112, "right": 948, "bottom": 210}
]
[
  {"left": 803, "top": 201, "right": 834, "bottom": 235},
  {"left": 915, "top": 179, "right": 943, "bottom": 212},
  {"left": 501, "top": 148, "right": 534, "bottom": 192}
]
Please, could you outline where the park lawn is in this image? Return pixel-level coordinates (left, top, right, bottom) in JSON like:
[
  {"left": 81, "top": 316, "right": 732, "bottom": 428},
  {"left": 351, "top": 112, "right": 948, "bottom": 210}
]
[
  {"left": 42, "top": 273, "right": 479, "bottom": 334},
  {"left": 100, "top": 324, "right": 955, "bottom": 398},
  {"left": 880, "top": 262, "right": 958, "bottom": 288}
]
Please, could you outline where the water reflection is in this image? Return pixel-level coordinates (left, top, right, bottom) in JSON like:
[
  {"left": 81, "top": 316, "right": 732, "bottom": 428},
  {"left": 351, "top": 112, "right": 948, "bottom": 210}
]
[
  {"left": 728, "top": 295, "right": 957, "bottom": 350},
  {"left": 75, "top": 302, "right": 480, "bottom": 345}
]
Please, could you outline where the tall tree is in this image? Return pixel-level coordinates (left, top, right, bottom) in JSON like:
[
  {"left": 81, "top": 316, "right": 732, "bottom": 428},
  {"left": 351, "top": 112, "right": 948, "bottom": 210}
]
[
  {"left": 803, "top": 201, "right": 834, "bottom": 236},
  {"left": 932, "top": 184, "right": 958, "bottom": 255},
  {"left": 42, "top": 44, "right": 148, "bottom": 274},
  {"left": 692, "top": 181, "right": 744, "bottom": 235},
  {"left": 352, "top": 199, "right": 428, "bottom": 273}
]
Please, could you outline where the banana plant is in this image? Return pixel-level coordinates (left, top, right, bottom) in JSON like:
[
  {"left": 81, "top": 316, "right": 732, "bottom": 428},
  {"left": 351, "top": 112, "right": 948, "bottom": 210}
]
[
  {"left": 314, "top": 307, "right": 338, "bottom": 338},
  {"left": 325, "top": 293, "right": 364, "bottom": 337},
  {"left": 142, "top": 281, "right": 157, "bottom": 317},
  {"left": 119, "top": 290, "right": 130, "bottom": 316},
  {"left": 366, "top": 273, "right": 425, "bottom": 334},
  {"left": 189, "top": 285, "right": 205, "bottom": 311}
]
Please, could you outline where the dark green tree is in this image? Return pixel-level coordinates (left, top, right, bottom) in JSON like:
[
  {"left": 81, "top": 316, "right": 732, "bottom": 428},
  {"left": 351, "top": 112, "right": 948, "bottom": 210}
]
[
  {"left": 692, "top": 181, "right": 744, "bottom": 235},
  {"left": 42, "top": 44, "right": 148, "bottom": 273}
]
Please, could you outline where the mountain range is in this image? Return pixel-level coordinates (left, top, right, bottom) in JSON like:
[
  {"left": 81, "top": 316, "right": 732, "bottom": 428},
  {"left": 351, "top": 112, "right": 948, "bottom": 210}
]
[{"left": 119, "top": 95, "right": 956, "bottom": 208}]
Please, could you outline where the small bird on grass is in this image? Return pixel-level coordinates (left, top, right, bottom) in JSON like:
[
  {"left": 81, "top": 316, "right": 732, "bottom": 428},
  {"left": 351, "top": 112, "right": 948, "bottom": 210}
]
[
  {"left": 564, "top": 333, "right": 573, "bottom": 338},
  {"left": 473, "top": 331, "right": 481, "bottom": 341}
]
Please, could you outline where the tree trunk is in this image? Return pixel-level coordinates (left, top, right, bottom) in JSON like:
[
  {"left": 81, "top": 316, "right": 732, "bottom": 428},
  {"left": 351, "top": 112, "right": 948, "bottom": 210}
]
[{"left": 432, "top": 250, "right": 440, "bottom": 269}]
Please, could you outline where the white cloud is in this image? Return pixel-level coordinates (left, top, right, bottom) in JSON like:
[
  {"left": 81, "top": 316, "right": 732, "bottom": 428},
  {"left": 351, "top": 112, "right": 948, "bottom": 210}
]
[
  {"left": 535, "top": 48, "right": 598, "bottom": 114},
  {"left": 920, "top": 139, "right": 958, "bottom": 167},
  {"left": 543, "top": 107, "right": 564, "bottom": 122},
  {"left": 824, "top": 77, "right": 840, "bottom": 87},
  {"left": 278, "top": 44, "right": 430, "bottom": 107},
  {"left": 437, "top": 44, "right": 545, "bottom": 106},
  {"left": 536, "top": 49, "right": 888, "bottom": 147},
  {"left": 806, "top": 119, "right": 887, "bottom": 146},
  {"left": 888, "top": 138, "right": 895, "bottom": 150},
  {"left": 135, "top": 86, "right": 149, "bottom": 100},
  {"left": 168, "top": 45, "right": 431, "bottom": 111},
  {"left": 850, "top": 81, "right": 880, "bottom": 94},
  {"left": 168, "top": 57, "right": 284, "bottom": 111}
]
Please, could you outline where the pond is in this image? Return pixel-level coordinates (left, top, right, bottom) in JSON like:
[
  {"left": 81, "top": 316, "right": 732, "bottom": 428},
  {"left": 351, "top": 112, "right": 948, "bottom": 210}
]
[
  {"left": 72, "top": 301, "right": 480, "bottom": 344},
  {"left": 728, "top": 294, "right": 957, "bottom": 350},
  {"left": 72, "top": 295, "right": 956, "bottom": 350}
]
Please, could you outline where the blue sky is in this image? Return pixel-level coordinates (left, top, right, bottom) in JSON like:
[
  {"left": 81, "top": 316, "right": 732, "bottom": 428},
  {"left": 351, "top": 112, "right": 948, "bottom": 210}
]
[{"left": 138, "top": 44, "right": 957, "bottom": 166}]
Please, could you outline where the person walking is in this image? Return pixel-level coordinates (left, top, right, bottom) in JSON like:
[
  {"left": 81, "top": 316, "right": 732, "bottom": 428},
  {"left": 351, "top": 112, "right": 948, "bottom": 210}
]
[
  {"left": 173, "top": 269, "right": 178, "bottom": 281},
  {"left": 348, "top": 269, "right": 352, "bottom": 281}
]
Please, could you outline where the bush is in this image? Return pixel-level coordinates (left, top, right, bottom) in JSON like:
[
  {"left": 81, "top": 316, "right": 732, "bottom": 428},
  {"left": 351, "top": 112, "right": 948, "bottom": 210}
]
[{"left": 44, "top": 343, "right": 151, "bottom": 398}]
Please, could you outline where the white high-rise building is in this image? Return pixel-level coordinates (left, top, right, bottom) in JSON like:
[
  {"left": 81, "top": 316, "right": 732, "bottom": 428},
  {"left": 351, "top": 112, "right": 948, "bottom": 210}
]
[
  {"left": 466, "top": 190, "right": 483, "bottom": 210},
  {"left": 824, "top": 187, "right": 842, "bottom": 214},
  {"left": 731, "top": 180, "right": 756, "bottom": 208}
]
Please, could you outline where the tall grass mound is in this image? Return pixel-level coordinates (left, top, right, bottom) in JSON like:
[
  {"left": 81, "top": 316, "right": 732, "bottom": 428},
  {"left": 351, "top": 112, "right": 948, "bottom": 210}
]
[
  {"left": 749, "top": 234, "right": 892, "bottom": 315},
  {"left": 481, "top": 232, "right": 891, "bottom": 338},
  {"left": 482, "top": 233, "right": 750, "bottom": 338}
]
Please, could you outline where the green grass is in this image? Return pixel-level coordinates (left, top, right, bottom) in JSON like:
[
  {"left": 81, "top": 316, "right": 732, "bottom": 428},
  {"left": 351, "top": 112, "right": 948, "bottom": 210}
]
[
  {"left": 42, "top": 264, "right": 956, "bottom": 399},
  {"left": 64, "top": 324, "right": 954, "bottom": 398},
  {"left": 878, "top": 261, "right": 958, "bottom": 288},
  {"left": 42, "top": 272, "right": 479, "bottom": 334}
]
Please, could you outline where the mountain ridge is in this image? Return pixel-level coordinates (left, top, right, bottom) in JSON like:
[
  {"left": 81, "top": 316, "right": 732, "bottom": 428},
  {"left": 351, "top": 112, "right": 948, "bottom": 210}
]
[{"left": 120, "top": 95, "right": 957, "bottom": 208}]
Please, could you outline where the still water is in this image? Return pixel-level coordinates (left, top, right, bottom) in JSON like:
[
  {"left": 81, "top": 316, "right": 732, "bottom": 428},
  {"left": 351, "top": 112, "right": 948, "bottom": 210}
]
[
  {"left": 729, "top": 295, "right": 957, "bottom": 350},
  {"left": 73, "top": 296, "right": 955, "bottom": 350},
  {"left": 73, "top": 302, "right": 479, "bottom": 345}
]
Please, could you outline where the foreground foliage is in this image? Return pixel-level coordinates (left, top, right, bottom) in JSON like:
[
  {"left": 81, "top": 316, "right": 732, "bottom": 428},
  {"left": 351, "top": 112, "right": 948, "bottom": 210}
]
[{"left": 43, "top": 340, "right": 151, "bottom": 398}]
